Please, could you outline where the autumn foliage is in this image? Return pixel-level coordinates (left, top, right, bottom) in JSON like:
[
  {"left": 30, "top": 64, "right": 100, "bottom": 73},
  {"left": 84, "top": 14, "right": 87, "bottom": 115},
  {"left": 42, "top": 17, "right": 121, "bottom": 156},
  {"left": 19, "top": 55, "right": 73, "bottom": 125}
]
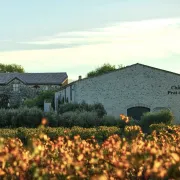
[{"left": 0, "top": 122, "right": 179, "bottom": 179}]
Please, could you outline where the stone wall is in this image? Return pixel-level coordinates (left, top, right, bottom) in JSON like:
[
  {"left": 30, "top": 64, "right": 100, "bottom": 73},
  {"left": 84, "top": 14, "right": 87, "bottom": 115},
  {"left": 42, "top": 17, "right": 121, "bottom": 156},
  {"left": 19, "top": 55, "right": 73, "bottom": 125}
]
[
  {"left": 1, "top": 78, "right": 62, "bottom": 107},
  {"left": 56, "top": 64, "right": 180, "bottom": 124},
  {"left": 55, "top": 84, "right": 75, "bottom": 111}
]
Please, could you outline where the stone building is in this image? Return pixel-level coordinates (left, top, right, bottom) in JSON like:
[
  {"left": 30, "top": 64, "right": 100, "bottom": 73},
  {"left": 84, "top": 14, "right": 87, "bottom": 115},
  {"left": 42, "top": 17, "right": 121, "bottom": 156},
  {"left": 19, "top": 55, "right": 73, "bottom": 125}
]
[
  {"left": 0, "top": 72, "right": 68, "bottom": 107},
  {"left": 55, "top": 63, "right": 180, "bottom": 124}
]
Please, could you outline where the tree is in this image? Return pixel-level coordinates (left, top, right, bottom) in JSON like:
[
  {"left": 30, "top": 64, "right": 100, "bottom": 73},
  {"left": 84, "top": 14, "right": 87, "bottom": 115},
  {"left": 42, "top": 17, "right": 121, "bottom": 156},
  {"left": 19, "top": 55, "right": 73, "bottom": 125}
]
[
  {"left": 0, "top": 63, "right": 25, "bottom": 73},
  {"left": 0, "top": 94, "right": 9, "bottom": 108},
  {"left": 23, "top": 90, "right": 55, "bottom": 110},
  {"left": 87, "top": 63, "right": 124, "bottom": 78}
]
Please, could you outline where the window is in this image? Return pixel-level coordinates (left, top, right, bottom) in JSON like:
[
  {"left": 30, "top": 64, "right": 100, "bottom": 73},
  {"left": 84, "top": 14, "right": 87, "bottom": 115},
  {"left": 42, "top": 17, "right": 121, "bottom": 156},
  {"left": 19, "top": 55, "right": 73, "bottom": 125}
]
[{"left": 13, "top": 84, "right": 19, "bottom": 92}]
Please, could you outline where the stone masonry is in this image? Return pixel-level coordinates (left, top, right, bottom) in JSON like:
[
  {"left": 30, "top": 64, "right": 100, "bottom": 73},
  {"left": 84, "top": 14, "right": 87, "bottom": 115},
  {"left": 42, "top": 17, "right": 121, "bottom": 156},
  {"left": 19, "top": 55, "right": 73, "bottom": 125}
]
[
  {"left": 0, "top": 73, "right": 68, "bottom": 107},
  {"left": 55, "top": 63, "right": 180, "bottom": 124}
]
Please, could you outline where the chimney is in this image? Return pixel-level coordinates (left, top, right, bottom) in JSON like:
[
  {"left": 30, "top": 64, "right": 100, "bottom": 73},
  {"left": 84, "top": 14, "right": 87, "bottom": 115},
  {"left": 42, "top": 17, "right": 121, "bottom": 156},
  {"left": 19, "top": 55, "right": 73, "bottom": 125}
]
[{"left": 78, "top": 75, "right": 82, "bottom": 80}]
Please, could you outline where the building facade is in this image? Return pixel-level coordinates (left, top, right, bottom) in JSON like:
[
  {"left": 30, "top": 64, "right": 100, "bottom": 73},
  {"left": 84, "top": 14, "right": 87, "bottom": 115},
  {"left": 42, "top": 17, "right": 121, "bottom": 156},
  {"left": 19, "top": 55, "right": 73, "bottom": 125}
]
[
  {"left": 0, "top": 72, "right": 68, "bottom": 107},
  {"left": 55, "top": 63, "right": 180, "bottom": 124}
]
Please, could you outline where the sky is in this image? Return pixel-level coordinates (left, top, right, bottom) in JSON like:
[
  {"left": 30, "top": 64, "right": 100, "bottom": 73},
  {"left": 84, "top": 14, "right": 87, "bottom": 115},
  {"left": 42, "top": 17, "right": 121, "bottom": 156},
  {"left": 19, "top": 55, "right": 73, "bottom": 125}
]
[{"left": 0, "top": 0, "right": 180, "bottom": 81}]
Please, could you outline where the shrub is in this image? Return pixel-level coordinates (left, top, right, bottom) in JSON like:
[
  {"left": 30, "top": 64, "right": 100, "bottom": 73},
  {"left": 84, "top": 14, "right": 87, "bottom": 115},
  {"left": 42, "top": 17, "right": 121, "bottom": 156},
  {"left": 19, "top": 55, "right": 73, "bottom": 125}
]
[
  {"left": 58, "top": 110, "right": 99, "bottom": 128},
  {"left": 77, "top": 110, "right": 99, "bottom": 127},
  {"left": 15, "top": 107, "right": 43, "bottom": 128},
  {"left": 0, "top": 94, "right": 9, "bottom": 109},
  {"left": 44, "top": 111, "right": 59, "bottom": 127},
  {"left": 23, "top": 99, "right": 37, "bottom": 108},
  {"left": 149, "top": 123, "right": 169, "bottom": 133},
  {"left": 126, "top": 119, "right": 141, "bottom": 128},
  {"left": 0, "top": 108, "right": 20, "bottom": 127},
  {"left": 102, "top": 115, "right": 119, "bottom": 126},
  {"left": 23, "top": 90, "right": 55, "bottom": 110},
  {"left": 0, "top": 107, "right": 43, "bottom": 128},
  {"left": 140, "top": 110, "right": 174, "bottom": 133},
  {"left": 100, "top": 114, "right": 141, "bottom": 130},
  {"left": 58, "top": 103, "right": 79, "bottom": 114},
  {"left": 0, "top": 109, "right": 9, "bottom": 127},
  {"left": 58, "top": 101, "right": 106, "bottom": 118},
  {"left": 92, "top": 103, "right": 107, "bottom": 118},
  {"left": 58, "top": 111, "right": 79, "bottom": 127},
  {"left": 8, "top": 109, "right": 19, "bottom": 128}
]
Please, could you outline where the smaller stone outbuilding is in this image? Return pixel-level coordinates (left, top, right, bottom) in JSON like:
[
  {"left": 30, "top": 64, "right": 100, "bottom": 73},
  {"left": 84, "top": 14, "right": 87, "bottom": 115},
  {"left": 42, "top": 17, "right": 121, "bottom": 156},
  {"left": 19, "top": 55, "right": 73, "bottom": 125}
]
[
  {"left": 55, "top": 63, "right": 180, "bottom": 124},
  {"left": 0, "top": 72, "right": 68, "bottom": 107}
]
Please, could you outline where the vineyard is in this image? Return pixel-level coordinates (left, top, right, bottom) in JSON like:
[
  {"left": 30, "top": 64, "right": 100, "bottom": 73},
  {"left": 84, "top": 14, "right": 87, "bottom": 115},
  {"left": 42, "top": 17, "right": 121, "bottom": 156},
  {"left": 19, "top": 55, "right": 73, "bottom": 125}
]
[{"left": 0, "top": 121, "right": 179, "bottom": 179}]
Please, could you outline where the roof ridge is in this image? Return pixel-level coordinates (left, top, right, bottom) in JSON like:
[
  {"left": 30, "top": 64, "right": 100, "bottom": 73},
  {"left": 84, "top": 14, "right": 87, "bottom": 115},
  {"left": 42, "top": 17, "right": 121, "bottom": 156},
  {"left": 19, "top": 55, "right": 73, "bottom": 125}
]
[
  {"left": 58, "top": 63, "right": 180, "bottom": 90},
  {"left": 135, "top": 63, "right": 180, "bottom": 76},
  {"left": 0, "top": 72, "right": 68, "bottom": 85}
]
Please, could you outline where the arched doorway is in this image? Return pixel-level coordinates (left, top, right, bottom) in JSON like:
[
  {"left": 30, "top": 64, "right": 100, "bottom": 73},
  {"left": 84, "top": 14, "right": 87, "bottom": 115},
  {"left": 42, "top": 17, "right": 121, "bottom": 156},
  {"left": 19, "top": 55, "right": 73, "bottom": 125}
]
[{"left": 127, "top": 106, "right": 150, "bottom": 120}]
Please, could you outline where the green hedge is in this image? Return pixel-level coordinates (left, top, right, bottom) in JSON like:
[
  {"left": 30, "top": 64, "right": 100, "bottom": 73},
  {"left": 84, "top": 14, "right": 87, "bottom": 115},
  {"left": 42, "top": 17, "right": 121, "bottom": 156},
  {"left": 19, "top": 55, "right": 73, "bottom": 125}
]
[
  {"left": 0, "top": 107, "right": 175, "bottom": 131},
  {"left": 0, "top": 107, "right": 43, "bottom": 128},
  {"left": 0, "top": 107, "right": 131, "bottom": 128},
  {"left": 140, "top": 110, "right": 174, "bottom": 133},
  {"left": 58, "top": 101, "right": 107, "bottom": 118},
  {"left": 58, "top": 110, "right": 100, "bottom": 128}
]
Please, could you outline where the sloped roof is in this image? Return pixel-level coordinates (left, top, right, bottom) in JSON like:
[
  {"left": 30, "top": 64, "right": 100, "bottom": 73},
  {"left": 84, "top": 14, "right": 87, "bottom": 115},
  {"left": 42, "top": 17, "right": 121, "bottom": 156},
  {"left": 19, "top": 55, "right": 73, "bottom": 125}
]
[
  {"left": 58, "top": 63, "right": 180, "bottom": 90},
  {"left": 0, "top": 72, "right": 68, "bottom": 85}
]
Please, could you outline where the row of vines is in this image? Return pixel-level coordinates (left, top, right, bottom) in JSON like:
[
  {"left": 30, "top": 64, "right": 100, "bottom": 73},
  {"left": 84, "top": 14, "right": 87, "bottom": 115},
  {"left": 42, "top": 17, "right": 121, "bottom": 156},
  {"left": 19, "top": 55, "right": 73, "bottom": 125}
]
[{"left": 0, "top": 122, "right": 179, "bottom": 179}]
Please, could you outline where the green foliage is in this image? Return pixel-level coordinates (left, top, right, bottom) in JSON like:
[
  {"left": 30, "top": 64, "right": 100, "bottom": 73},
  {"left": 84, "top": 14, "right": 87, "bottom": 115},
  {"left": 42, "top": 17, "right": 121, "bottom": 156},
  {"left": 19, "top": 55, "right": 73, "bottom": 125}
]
[
  {"left": 92, "top": 103, "right": 107, "bottom": 118},
  {"left": 15, "top": 107, "right": 43, "bottom": 128},
  {"left": 24, "top": 90, "right": 55, "bottom": 110},
  {"left": 58, "top": 103, "right": 79, "bottom": 113},
  {"left": 87, "top": 63, "right": 124, "bottom": 78},
  {"left": 58, "top": 101, "right": 107, "bottom": 118},
  {"left": 58, "top": 110, "right": 99, "bottom": 128},
  {"left": 0, "top": 107, "right": 43, "bottom": 128},
  {"left": 0, "top": 94, "right": 9, "bottom": 109},
  {"left": 140, "top": 110, "right": 174, "bottom": 133},
  {"left": 127, "top": 118, "right": 141, "bottom": 127},
  {"left": 0, "top": 109, "right": 9, "bottom": 127},
  {"left": 44, "top": 111, "right": 59, "bottom": 127},
  {"left": 0, "top": 63, "right": 25, "bottom": 73},
  {"left": 102, "top": 115, "right": 140, "bottom": 131},
  {"left": 23, "top": 98, "right": 37, "bottom": 108},
  {"left": 102, "top": 115, "right": 119, "bottom": 126},
  {"left": 149, "top": 123, "right": 170, "bottom": 133}
]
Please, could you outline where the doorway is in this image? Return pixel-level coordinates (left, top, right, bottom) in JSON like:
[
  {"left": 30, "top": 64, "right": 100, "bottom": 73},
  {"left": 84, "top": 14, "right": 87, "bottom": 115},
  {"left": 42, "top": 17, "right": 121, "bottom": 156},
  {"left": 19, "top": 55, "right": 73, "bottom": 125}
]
[{"left": 127, "top": 106, "right": 150, "bottom": 120}]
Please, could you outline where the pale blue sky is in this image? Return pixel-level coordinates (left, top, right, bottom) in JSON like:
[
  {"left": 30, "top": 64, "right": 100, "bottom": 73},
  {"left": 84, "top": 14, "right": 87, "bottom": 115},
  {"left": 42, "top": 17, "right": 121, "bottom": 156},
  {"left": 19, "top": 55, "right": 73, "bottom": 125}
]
[{"left": 0, "top": 0, "right": 180, "bottom": 80}]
